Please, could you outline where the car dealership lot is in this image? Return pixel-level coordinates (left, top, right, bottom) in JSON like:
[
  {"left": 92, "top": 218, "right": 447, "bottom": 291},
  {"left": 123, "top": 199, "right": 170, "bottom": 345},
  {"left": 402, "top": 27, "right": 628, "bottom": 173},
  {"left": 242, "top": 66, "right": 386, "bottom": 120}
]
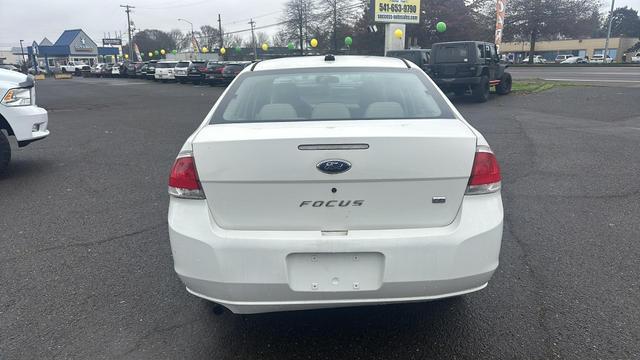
[{"left": 1, "top": 78, "right": 639, "bottom": 359}]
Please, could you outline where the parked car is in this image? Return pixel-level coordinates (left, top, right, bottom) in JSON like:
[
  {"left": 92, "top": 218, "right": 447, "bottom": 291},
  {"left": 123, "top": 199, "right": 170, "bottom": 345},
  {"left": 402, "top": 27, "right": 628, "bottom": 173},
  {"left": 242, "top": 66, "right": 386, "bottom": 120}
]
[
  {"left": 205, "top": 61, "right": 227, "bottom": 86},
  {"left": 554, "top": 54, "right": 573, "bottom": 63},
  {"left": 167, "top": 55, "right": 504, "bottom": 314},
  {"left": 385, "top": 49, "right": 431, "bottom": 71},
  {"left": 220, "top": 62, "right": 250, "bottom": 85},
  {"left": 154, "top": 60, "right": 178, "bottom": 82},
  {"left": 0, "top": 69, "right": 49, "bottom": 173},
  {"left": 111, "top": 62, "right": 123, "bottom": 77},
  {"left": 90, "top": 63, "right": 107, "bottom": 77},
  {"left": 27, "top": 66, "right": 49, "bottom": 75},
  {"left": 136, "top": 62, "right": 148, "bottom": 78},
  {"left": 560, "top": 56, "right": 588, "bottom": 64},
  {"left": 145, "top": 60, "right": 158, "bottom": 80},
  {"left": 522, "top": 55, "right": 546, "bottom": 64},
  {"left": 0, "top": 64, "right": 20, "bottom": 72},
  {"left": 590, "top": 55, "right": 612, "bottom": 64},
  {"left": 428, "top": 41, "right": 511, "bottom": 102},
  {"left": 174, "top": 61, "right": 191, "bottom": 83},
  {"left": 631, "top": 52, "right": 640, "bottom": 63},
  {"left": 59, "top": 61, "right": 87, "bottom": 74},
  {"left": 187, "top": 60, "right": 208, "bottom": 85},
  {"left": 122, "top": 61, "right": 141, "bottom": 77}
]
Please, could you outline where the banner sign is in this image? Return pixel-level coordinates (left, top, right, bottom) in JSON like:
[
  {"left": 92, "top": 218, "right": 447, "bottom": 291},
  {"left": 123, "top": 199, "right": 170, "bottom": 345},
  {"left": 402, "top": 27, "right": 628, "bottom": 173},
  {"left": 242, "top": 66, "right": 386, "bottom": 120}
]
[
  {"left": 102, "top": 38, "right": 122, "bottom": 46},
  {"left": 373, "top": 0, "right": 420, "bottom": 24},
  {"left": 495, "top": 0, "right": 507, "bottom": 47},
  {"left": 134, "top": 43, "right": 142, "bottom": 62}
]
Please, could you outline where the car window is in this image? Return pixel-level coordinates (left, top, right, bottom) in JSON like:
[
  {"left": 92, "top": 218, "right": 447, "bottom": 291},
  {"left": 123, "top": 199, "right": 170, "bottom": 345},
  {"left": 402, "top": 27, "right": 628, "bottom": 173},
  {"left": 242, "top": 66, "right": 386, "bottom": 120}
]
[
  {"left": 435, "top": 45, "right": 469, "bottom": 63},
  {"left": 177, "top": 62, "right": 190, "bottom": 67},
  {"left": 157, "top": 62, "right": 177, "bottom": 68},
  {"left": 211, "top": 68, "right": 453, "bottom": 124}
]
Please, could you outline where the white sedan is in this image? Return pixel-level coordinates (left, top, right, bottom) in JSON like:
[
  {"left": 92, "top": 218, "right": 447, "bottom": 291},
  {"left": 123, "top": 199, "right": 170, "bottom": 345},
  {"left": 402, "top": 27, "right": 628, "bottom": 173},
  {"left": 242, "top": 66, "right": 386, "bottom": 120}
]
[{"left": 167, "top": 55, "right": 504, "bottom": 314}]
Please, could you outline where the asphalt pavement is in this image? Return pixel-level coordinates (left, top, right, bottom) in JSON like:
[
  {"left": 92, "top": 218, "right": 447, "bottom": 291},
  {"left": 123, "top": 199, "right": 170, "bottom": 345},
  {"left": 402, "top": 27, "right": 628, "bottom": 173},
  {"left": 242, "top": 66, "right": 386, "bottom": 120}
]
[
  {"left": 509, "top": 65, "right": 640, "bottom": 87},
  {"left": 1, "top": 77, "right": 639, "bottom": 359}
]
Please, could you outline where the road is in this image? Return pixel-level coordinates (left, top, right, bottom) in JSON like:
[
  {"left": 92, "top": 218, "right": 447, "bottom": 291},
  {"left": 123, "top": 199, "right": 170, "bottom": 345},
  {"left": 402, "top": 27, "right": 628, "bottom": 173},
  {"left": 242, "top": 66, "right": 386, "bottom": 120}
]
[
  {"left": 1, "top": 77, "right": 639, "bottom": 359},
  {"left": 509, "top": 66, "right": 640, "bottom": 87}
]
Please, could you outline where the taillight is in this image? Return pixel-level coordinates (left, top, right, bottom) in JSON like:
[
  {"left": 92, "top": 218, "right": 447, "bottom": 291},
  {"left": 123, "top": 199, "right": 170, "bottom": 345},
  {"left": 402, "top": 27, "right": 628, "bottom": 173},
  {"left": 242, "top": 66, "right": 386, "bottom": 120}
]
[
  {"left": 168, "top": 152, "right": 205, "bottom": 199},
  {"left": 465, "top": 146, "right": 501, "bottom": 195},
  {"left": 198, "top": 66, "right": 207, "bottom": 72}
]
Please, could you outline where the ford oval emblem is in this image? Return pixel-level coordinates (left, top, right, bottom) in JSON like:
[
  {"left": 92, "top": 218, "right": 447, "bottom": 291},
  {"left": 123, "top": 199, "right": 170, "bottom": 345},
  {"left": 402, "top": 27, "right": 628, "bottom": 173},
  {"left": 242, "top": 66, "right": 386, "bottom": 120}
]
[{"left": 317, "top": 159, "right": 351, "bottom": 174}]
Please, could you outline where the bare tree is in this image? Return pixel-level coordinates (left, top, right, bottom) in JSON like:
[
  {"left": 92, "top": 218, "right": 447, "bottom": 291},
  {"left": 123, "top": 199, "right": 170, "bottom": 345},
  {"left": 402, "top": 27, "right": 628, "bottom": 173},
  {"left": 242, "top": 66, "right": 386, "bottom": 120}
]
[
  {"left": 320, "top": 0, "right": 362, "bottom": 51},
  {"left": 255, "top": 31, "right": 270, "bottom": 46},
  {"left": 280, "top": 0, "right": 319, "bottom": 55}
]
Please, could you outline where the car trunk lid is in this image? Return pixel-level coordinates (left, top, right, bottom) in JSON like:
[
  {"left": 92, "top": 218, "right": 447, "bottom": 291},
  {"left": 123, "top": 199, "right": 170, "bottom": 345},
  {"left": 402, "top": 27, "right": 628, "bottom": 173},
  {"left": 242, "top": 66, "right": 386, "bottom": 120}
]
[{"left": 192, "top": 119, "right": 477, "bottom": 231}]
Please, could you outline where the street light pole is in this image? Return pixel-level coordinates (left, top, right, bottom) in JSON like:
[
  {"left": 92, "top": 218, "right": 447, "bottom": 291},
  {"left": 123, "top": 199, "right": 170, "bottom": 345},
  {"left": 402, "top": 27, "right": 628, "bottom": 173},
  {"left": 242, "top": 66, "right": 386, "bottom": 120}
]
[
  {"left": 603, "top": 0, "right": 616, "bottom": 62},
  {"left": 19, "top": 39, "right": 26, "bottom": 68},
  {"left": 178, "top": 18, "right": 197, "bottom": 54}
]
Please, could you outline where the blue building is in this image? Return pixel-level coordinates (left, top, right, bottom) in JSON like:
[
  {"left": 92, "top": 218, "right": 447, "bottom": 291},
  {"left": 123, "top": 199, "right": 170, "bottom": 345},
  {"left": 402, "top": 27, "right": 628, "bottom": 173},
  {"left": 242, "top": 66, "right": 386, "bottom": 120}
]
[{"left": 27, "top": 29, "right": 120, "bottom": 71}]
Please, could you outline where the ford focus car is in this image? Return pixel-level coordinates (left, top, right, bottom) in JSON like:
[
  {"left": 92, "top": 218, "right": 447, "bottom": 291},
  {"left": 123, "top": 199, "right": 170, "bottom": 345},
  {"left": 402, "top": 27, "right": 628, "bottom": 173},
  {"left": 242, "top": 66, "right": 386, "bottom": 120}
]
[{"left": 167, "top": 55, "right": 503, "bottom": 314}]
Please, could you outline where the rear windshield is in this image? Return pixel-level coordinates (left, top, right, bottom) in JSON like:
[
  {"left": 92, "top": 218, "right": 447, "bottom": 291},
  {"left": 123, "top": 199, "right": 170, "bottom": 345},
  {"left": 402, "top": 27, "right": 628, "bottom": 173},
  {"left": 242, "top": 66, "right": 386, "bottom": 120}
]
[
  {"left": 433, "top": 45, "right": 470, "bottom": 63},
  {"left": 157, "top": 62, "right": 177, "bottom": 68},
  {"left": 211, "top": 68, "right": 453, "bottom": 124},
  {"left": 176, "top": 61, "right": 190, "bottom": 67},
  {"left": 192, "top": 61, "right": 206, "bottom": 65}
]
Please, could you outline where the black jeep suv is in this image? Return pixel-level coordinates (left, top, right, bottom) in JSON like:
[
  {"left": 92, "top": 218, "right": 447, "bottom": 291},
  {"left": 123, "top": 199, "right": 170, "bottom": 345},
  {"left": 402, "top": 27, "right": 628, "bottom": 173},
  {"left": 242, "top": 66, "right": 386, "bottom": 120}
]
[{"left": 428, "top": 41, "right": 511, "bottom": 102}]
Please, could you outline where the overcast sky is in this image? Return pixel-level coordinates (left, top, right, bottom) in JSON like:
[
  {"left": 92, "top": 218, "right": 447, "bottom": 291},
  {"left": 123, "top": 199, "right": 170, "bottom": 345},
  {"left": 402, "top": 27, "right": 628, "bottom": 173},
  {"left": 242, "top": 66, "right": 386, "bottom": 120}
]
[{"left": 1, "top": 0, "right": 639, "bottom": 47}]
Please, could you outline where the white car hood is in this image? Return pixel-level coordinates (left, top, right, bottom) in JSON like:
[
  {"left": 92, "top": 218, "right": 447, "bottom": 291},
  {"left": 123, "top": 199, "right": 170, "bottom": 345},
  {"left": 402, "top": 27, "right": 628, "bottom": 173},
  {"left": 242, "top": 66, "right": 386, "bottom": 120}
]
[{"left": 0, "top": 68, "right": 29, "bottom": 91}]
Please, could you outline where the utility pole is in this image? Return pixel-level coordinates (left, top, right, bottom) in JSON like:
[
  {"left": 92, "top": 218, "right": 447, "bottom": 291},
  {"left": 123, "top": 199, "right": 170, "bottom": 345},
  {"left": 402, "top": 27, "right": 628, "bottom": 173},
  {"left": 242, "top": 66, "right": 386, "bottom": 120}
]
[
  {"left": 217, "top": 14, "right": 224, "bottom": 50},
  {"left": 298, "top": 0, "right": 304, "bottom": 55},
  {"left": 332, "top": 0, "right": 337, "bottom": 52},
  {"left": 248, "top": 18, "right": 257, "bottom": 60},
  {"left": 603, "top": 0, "right": 616, "bottom": 62},
  {"left": 120, "top": 4, "right": 135, "bottom": 61}
]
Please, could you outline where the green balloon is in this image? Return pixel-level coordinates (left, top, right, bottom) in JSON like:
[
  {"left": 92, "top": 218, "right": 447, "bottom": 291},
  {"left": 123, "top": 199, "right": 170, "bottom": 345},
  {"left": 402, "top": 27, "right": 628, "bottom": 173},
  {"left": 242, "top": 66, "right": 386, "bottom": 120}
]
[
  {"left": 436, "top": 21, "right": 447, "bottom": 33},
  {"left": 344, "top": 36, "right": 353, "bottom": 46},
  {"left": 154, "top": 50, "right": 159, "bottom": 55},
  {"left": 172, "top": 49, "right": 177, "bottom": 54},
  {"left": 287, "top": 42, "right": 295, "bottom": 50},
  {"left": 235, "top": 46, "right": 241, "bottom": 53}
]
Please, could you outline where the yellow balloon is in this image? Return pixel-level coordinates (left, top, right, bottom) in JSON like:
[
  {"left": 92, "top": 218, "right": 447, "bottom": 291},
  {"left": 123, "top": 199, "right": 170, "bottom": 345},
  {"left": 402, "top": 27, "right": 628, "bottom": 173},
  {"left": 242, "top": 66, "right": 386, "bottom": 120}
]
[
  {"left": 394, "top": 29, "right": 403, "bottom": 39},
  {"left": 202, "top": 47, "right": 208, "bottom": 53},
  {"left": 160, "top": 49, "right": 166, "bottom": 55},
  {"left": 261, "top": 43, "right": 269, "bottom": 51},
  {"left": 148, "top": 52, "right": 153, "bottom": 57},
  {"left": 220, "top": 47, "right": 226, "bottom": 55},
  {"left": 310, "top": 38, "right": 318, "bottom": 48},
  {"left": 124, "top": 54, "right": 129, "bottom": 59}
]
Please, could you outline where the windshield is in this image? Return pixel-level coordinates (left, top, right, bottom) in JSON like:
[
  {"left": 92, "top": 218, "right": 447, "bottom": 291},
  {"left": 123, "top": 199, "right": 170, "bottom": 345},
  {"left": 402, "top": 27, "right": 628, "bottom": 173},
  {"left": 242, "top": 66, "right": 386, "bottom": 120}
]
[
  {"left": 433, "top": 45, "right": 470, "bottom": 63},
  {"left": 176, "top": 62, "right": 190, "bottom": 67},
  {"left": 211, "top": 68, "right": 453, "bottom": 124},
  {"left": 157, "top": 62, "right": 177, "bottom": 68}
]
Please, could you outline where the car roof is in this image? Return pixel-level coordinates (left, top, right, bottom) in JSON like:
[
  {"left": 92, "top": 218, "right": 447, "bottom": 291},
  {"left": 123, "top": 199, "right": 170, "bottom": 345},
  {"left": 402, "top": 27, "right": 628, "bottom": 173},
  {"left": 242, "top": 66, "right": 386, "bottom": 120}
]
[{"left": 253, "top": 55, "right": 409, "bottom": 71}]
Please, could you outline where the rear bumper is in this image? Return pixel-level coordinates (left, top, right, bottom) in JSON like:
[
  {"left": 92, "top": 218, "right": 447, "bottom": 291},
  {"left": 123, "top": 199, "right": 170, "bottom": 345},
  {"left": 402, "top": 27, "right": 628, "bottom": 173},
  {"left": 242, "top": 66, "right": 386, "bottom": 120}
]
[
  {"left": 168, "top": 192, "right": 503, "bottom": 313},
  {"left": 1, "top": 104, "right": 49, "bottom": 144},
  {"left": 434, "top": 77, "right": 482, "bottom": 87}
]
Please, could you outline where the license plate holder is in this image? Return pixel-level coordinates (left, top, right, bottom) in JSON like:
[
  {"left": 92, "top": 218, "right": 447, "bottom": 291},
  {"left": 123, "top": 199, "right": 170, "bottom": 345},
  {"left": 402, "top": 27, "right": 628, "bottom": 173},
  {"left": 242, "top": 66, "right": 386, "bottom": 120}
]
[{"left": 286, "top": 252, "right": 384, "bottom": 292}]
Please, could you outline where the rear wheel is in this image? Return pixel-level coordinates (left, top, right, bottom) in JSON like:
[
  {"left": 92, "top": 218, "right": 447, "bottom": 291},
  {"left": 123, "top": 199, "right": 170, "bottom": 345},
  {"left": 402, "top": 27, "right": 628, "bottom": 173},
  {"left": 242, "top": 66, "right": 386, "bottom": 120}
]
[
  {"left": 473, "top": 76, "right": 490, "bottom": 103},
  {"left": 496, "top": 73, "right": 512, "bottom": 95},
  {"left": 454, "top": 88, "right": 467, "bottom": 98},
  {"left": 0, "top": 131, "right": 11, "bottom": 174}
]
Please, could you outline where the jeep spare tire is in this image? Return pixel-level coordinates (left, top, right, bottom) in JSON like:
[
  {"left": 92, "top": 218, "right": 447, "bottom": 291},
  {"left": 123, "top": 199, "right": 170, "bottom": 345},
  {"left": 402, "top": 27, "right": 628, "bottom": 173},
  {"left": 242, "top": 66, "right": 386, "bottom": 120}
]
[
  {"left": 496, "top": 73, "right": 512, "bottom": 95},
  {"left": 473, "top": 76, "right": 490, "bottom": 102},
  {"left": 0, "top": 131, "right": 11, "bottom": 174}
]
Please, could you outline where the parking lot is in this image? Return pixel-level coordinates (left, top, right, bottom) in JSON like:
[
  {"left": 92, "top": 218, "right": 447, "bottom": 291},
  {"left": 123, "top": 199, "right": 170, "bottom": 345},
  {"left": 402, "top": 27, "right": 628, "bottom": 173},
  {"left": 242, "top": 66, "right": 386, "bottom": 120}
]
[{"left": 1, "top": 76, "right": 639, "bottom": 359}]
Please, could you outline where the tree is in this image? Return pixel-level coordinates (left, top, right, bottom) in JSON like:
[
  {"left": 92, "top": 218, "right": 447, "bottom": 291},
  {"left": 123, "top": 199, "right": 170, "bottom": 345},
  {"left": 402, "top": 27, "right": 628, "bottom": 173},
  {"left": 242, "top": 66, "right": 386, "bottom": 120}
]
[
  {"left": 503, "top": 0, "right": 600, "bottom": 64},
  {"left": 255, "top": 31, "right": 270, "bottom": 46},
  {"left": 169, "top": 29, "right": 188, "bottom": 51},
  {"left": 319, "top": 0, "right": 362, "bottom": 51},
  {"left": 280, "top": 0, "right": 320, "bottom": 55},
  {"left": 272, "top": 30, "right": 290, "bottom": 47},
  {"left": 200, "top": 25, "right": 222, "bottom": 49},
  {"left": 132, "top": 29, "right": 178, "bottom": 55},
  {"left": 603, "top": 7, "right": 640, "bottom": 38}
]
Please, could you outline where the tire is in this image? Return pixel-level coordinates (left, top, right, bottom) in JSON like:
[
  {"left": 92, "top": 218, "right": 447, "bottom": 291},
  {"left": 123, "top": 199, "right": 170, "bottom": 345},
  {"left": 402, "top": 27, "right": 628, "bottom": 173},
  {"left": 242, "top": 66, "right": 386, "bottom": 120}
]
[
  {"left": 61, "top": 68, "right": 67, "bottom": 73},
  {"left": 0, "top": 131, "right": 11, "bottom": 174},
  {"left": 193, "top": 81, "right": 200, "bottom": 85},
  {"left": 496, "top": 73, "right": 512, "bottom": 95},
  {"left": 473, "top": 75, "right": 490, "bottom": 103},
  {"left": 454, "top": 88, "right": 466, "bottom": 98}
]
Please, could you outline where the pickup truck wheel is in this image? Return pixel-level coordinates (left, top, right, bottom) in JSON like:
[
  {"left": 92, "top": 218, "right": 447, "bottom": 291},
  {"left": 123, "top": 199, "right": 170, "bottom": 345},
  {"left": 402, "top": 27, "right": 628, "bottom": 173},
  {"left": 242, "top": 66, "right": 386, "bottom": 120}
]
[
  {"left": 0, "top": 131, "right": 10, "bottom": 174},
  {"left": 496, "top": 73, "right": 512, "bottom": 95},
  {"left": 473, "top": 76, "right": 490, "bottom": 103},
  {"left": 61, "top": 68, "right": 67, "bottom": 73}
]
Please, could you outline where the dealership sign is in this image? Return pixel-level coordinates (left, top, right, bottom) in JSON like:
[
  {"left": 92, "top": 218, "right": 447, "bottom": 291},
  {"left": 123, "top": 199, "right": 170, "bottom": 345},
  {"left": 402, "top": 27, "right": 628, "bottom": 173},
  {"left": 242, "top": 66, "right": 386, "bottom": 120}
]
[
  {"left": 102, "top": 38, "right": 122, "bottom": 46},
  {"left": 373, "top": 0, "right": 420, "bottom": 24},
  {"left": 495, "top": 0, "right": 507, "bottom": 46}
]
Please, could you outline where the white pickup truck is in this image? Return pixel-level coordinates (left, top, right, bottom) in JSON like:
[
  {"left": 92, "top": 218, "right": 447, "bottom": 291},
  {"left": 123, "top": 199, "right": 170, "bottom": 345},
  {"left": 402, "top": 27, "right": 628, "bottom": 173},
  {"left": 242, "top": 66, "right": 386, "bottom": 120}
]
[
  {"left": 59, "top": 61, "right": 88, "bottom": 73},
  {"left": 0, "top": 69, "right": 49, "bottom": 173}
]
